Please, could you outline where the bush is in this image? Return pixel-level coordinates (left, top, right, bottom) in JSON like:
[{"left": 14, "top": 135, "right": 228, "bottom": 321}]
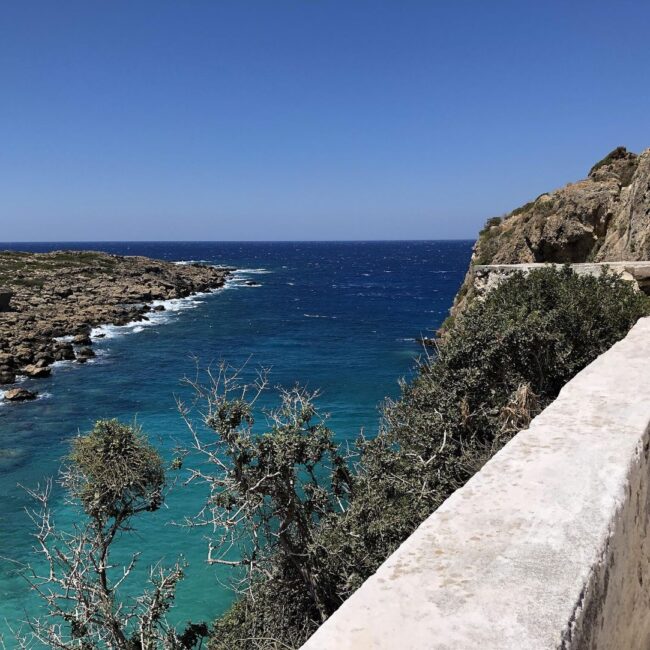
[
  {"left": 20, "top": 420, "right": 206, "bottom": 649},
  {"left": 209, "top": 267, "right": 649, "bottom": 648},
  {"left": 69, "top": 418, "right": 165, "bottom": 519},
  {"left": 474, "top": 216, "right": 504, "bottom": 265}
]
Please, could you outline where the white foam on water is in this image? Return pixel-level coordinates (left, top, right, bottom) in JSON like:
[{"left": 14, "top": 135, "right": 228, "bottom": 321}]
[
  {"left": 0, "top": 389, "right": 50, "bottom": 405},
  {"left": 223, "top": 268, "right": 269, "bottom": 290},
  {"left": 303, "top": 314, "right": 337, "bottom": 319},
  {"left": 51, "top": 359, "right": 76, "bottom": 370},
  {"left": 6, "top": 276, "right": 236, "bottom": 402},
  {"left": 89, "top": 286, "right": 225, "bottom": 343}
]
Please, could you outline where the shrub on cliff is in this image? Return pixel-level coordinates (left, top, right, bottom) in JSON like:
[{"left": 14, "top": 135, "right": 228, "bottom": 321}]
[
  {"left": 205, "top": 267, "right": 649, "bottom": 648},
  {"left": 329, "top": 267, "right": 650, "bottom": 583}
]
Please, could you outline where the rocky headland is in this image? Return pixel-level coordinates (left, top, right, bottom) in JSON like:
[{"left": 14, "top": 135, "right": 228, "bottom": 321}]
[
  {"left": 0, "top": 250, "right": 231, "bottom": 391},
  {"left": 452, "top": 146, "right": 650, "bottom": 315}
]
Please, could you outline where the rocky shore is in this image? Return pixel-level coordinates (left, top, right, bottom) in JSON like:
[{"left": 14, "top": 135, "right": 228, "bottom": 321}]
[{"left": 0, "top": 250, "right": 231, "bottom": 392}]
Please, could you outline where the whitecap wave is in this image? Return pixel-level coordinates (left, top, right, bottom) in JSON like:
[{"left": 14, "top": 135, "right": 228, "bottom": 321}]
[
  {"left": 51, "top": 359, "right": 76, "bottom": 370},
  {"left": 223, "top": 269, "right": 267, "bottom": 290},
  {"left": 0, "top": 389, "right": 50, "bottom": 404},
  {"left": 303, "top": 314, "right": 337, "bottom": 319},
  {"left": 88, "top": 293, "right": 212, "bottom": 341}
]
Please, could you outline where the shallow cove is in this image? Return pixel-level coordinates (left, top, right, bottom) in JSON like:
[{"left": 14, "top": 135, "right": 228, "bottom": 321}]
[{"left": 0, "top": 240, "right": 471, "bottom": 634}]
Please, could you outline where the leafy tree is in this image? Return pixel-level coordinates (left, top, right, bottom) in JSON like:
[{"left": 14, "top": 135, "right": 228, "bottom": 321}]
[
  {"left": 177, "top": 365, "right": 353, "bottom": 649},
  {"left": 13, "top": 419, "right": 207, "bottom": 650}
]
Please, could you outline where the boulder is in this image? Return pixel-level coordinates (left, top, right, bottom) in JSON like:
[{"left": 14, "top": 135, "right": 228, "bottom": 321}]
[
  {"left": 33, "top": 354, "right": 54, "bottom": 367},
  {"left": 0, "top": 353, "right": 15, "bottom": 368},
  {"left": 21, "top": 364, "right": 51, "bottom": 378},
  {"left": 53, "top": 342, "right": 75, "bottom": 361},
  {"left": 4, "top": 387, "right": 37, "bottom": 401},
  {"left": 76, "top": 347, "right": 95, "bottom": 363},
  {"left": 73, "top": 333, "right": 92, "bottom": 346}
]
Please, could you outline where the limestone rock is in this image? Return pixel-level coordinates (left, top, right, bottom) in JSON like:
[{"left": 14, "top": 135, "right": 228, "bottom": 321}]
[
  {"left": 76, "top": 347, "right": 95, "bottom": 362},
  {"left": 4, "top": 387, "right": 37, "bottom": 401},
  {"left": 21, "top": 364, "right": 51, "bottom": 378},
  {"left": 451, "top": 146, "right": 650, "bottom": 317}
]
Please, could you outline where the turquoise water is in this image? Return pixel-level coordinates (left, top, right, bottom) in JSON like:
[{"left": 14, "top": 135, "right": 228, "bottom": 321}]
[{"left": 0, "top": 241, "right": 471, "bottom": 634}]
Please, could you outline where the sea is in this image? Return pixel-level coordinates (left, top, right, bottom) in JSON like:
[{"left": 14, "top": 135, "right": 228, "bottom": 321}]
[{"left": 0, "top": 240, "right": 472, "bottom": 636}]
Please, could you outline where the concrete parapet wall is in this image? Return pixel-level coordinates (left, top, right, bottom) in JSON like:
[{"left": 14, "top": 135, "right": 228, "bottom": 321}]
[{"left": 302, "top": 317, "right": 650, "bottom": 649}]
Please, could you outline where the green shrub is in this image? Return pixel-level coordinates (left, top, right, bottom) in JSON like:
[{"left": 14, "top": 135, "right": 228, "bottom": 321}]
[
  {"left": 209, "top": 268, "right": 649, "bottom": 648},
  {"left": 69, "top": 418, "right": 165, "bottom": 519},
  {"left": 589, "top": 146, "right": 629, "bottom": 175},
  {"left": 478, "top": 215, "right": 503, "bottom": 237}
]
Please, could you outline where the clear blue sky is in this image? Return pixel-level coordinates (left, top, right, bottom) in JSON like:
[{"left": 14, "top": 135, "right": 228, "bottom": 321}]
[{"left": 1, "top": 1, "right": 649, "bottom": 241}]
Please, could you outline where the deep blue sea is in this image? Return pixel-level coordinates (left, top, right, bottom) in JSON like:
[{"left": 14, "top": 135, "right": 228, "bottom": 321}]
[{"left": 0, "top": 241, "right": 472, "bottom": 636}]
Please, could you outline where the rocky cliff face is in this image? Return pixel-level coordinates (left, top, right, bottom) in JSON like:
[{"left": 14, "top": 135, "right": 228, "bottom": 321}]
[{"left": 451, "top": 146, "right": 650, "bottom": 315}]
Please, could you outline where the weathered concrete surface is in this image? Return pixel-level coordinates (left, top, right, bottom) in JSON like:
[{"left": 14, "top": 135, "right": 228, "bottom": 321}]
[{"left": 302, "top": 317, "right": 650, "bottom": 650}]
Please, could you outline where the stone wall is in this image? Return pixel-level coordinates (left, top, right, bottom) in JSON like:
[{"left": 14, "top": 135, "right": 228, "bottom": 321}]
[
  {"left": 473, "top": 261, "right": 650, "bottom": 298},
  {"left": 302, "top": 317, "right": 650, "bottom": 649}
]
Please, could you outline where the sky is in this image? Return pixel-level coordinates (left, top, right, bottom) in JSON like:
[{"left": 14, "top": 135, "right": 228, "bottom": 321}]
[{"left": 1, "top": 1, "right": 650, "bottom": 242}]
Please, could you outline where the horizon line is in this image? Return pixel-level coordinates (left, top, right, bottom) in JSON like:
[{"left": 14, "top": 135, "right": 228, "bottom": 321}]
[{"left": 0, "top": 238, "right": 476, "bottom": 245}]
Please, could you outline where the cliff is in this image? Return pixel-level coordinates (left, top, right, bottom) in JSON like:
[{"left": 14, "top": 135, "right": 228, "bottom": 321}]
[{"left": 452, "top": 146, "right": 650, "bottom": 315}]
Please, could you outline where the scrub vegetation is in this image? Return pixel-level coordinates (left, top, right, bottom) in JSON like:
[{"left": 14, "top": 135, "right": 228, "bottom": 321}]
[
  {"left": 205, "top": 267, "right": 649, "bottom": 649},
  {"left": 15, "top": 268, "right": 650, "bottom": 649}
]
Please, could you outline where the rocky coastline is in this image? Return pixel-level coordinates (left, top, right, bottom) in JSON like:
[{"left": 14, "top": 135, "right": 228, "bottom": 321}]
[{"left": 0, "top": 250, "right": 231, "bottom": 397}]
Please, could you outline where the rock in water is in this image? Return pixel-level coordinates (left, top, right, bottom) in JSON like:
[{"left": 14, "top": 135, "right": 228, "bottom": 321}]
[
  {"left": 73, "top": 333, "right": 92, "bottom": 346},
  {"left": 21, "top": 364, "right": 51, "bottom": 378},
  {"left": 76, "top": 347, "right": 95, "bottom": 363},
  {"left": 53, "top": 342, "right": 75, "bottom": 361},
  {"left": 4, "top": 388, "right": 37, "bottom": 401}
]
